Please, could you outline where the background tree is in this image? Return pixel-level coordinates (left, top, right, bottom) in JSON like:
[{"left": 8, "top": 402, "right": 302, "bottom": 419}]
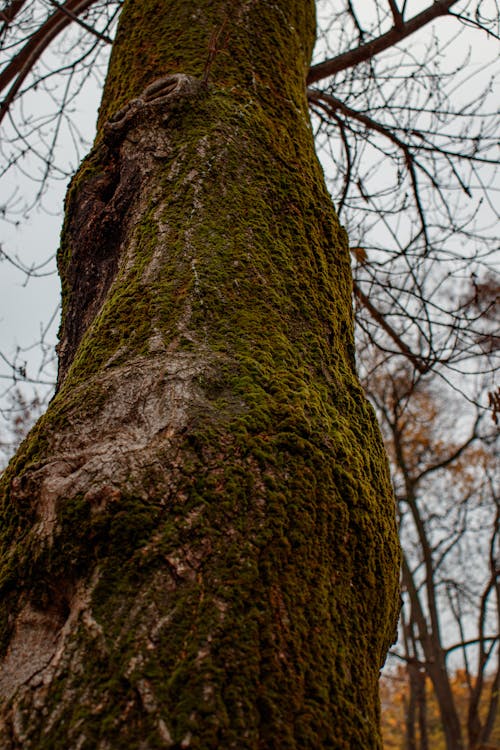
[{"left": 363, "top": 349, "right": 499, "bottom": 750}]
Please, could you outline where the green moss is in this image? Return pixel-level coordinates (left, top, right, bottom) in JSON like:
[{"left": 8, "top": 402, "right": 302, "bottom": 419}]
[{"left": 97, "top": 0, "right": 315, "bottom": 130}]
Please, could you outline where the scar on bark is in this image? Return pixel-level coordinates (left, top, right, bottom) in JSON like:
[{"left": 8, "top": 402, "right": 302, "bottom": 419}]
[
  {"left": 103, "top": 74, "right": 203, "bottom": 142},
  {"left": 57, "top": 74, "right": 202, "bottom": 388}
]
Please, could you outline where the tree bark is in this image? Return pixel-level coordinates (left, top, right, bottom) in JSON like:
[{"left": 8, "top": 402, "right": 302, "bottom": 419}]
[{"left": 0, "top": 1, "right": 401, "bottom": 747}]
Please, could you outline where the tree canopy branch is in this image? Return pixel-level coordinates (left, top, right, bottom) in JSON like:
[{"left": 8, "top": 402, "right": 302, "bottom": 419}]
[
  {"left": 387, "top": 0, "right": 405, "bottom": 30},
  {"left": 0, "top": 0, "right": 97, "bottom": 97},
  {"left": 309, "top": 88, "right": 430, "bottom": 248},
  {"left": 0, "top": 0, "right": 28, "bottom": 36},
  {"left": 307, "top": 0, "right": 460, "bottom": 84},
  {"left": 353, "top": 281, "right": 429, "bottom": 373},
  {"left": 47, "top": 0, "right": 112, "bottom": 44}
]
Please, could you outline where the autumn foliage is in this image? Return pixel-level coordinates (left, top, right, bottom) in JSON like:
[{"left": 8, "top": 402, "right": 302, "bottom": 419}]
[{"left": 380, "top": 667, "right": 500, "bottom": 750}]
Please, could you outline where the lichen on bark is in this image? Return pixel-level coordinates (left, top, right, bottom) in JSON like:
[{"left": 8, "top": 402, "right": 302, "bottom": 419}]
[{"left": 0, "top": 1, "right": 400, "bottom": 748}]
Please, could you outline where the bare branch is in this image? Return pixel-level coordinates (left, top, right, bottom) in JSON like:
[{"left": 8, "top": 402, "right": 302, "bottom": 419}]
[
  {"left": 353, "top": 281, "right": 429, "bottom": 373},
  {"left": 309, "top": 89, "right": 431, "bottom": 247},
  {"left": 413, "top": 416, "right": 481, "bottom": 483},
  {"left": 47, "top": 0, "right": 112, "bottom": 44},
  {"left": 308, "top": 0, "right": 460, "bottom": 84},
  {"left": 444, "top": 636, "right": 498, "bottom": 656},
  {"left": 387, "top": 0, "right": 405, "bottom": 31},
  {"left": 0, "top": 0, "right": 97, "bottom": 97},
  {"left": 449, "top": 10, "right": 500, "bottom": 40},
  {"left": 0, "top": 0, "right": 28, "bottom": 34}
]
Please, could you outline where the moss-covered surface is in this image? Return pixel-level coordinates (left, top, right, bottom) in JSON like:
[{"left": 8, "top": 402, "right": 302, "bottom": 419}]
[
  {"left": 0, "top": 1, "right": 400, "bottom": 747},
  {"left": 96, "top": 0, "right": 316, "bottom": 129}
]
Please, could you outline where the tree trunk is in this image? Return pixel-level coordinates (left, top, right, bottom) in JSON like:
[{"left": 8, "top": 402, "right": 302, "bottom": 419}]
[{"left": 0, "top": 1, "right": 400, "bottom": 747}]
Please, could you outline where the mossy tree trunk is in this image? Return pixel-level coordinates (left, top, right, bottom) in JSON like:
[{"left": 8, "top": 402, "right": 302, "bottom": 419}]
[{"left": 0, "top": 1, "right": 400, "bottom": 748}]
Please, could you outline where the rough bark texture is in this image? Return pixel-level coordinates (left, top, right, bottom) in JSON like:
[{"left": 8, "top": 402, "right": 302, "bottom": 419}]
[{"left": 0, "top": 1, "right": 400, "bottom": 748}]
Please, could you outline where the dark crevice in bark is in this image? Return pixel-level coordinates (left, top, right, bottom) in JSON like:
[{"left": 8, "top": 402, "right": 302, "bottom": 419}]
[{"left": 56, "top": 146, "right": 137, "bottom": 387}]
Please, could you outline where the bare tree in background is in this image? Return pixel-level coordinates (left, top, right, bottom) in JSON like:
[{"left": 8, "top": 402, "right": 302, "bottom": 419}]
[{"left": 363, "top": 347, "right": 499, "bottom": 750}]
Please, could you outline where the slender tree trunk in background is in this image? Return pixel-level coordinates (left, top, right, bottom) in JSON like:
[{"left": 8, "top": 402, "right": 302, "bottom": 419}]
[
  {"left": 0, "top": 1, "right": 400, "bottom": 747},
  {"left": 403, "top": 616, "right": 428, "bottom": 750},
  {"left": 402, "top": 615, "right": 418, "bottom": 750},
  {"left": 400, "top": 485, "right": 464, "bottom": 750},
  {"left": 404, "top": 685, "right": 418, "bottom": 750}
]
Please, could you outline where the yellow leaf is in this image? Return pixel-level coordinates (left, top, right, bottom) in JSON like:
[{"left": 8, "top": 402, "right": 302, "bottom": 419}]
[{"left": 350, "top": 246, "right": 368, "bottom": 265}]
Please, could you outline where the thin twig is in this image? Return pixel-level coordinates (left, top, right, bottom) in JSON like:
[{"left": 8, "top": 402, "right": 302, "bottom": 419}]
[{"left": 48, "top": 0, "right": 112, "bottom": 44}]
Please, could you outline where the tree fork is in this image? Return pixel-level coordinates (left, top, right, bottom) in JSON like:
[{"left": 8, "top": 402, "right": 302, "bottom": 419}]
[{"left": 0, "top": 1, "right": 400, "bottom": 747}]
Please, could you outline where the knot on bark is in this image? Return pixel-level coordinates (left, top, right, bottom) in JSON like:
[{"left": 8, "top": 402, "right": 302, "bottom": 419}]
[{"left": 103, "top": 74, "right": 202, "bottom": 143}]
